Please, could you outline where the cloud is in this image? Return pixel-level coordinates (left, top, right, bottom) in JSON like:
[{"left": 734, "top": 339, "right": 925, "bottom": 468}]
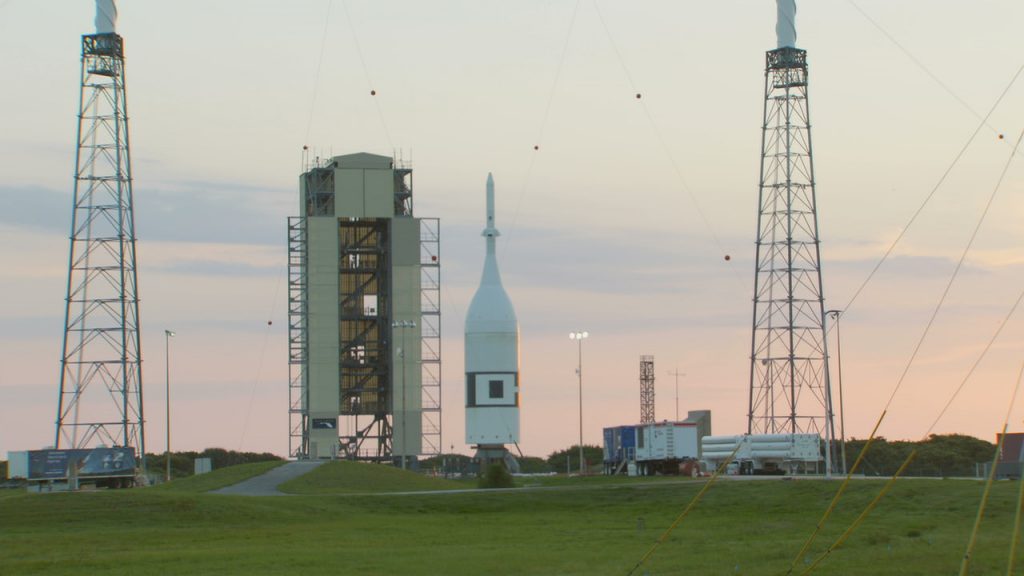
[{"left": 0, "top": 181, "right": 291, "bottom": 246}]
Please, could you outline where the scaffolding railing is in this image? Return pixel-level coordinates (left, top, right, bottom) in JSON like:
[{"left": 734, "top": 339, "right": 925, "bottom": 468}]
[
  {"left": 420, "top": 218, "right": 442, "bottom": 456},
  {"left": 287, "top": 216, "right": 308, "bottom": 458}
]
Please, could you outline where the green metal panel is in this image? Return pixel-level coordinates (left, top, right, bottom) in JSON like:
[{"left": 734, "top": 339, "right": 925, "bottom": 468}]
[
  {"left": 334, "top": 169, "right": 365, "bottom": 217},
  {"left": 390, "top": 217, "right": 422, "bottom": 455},
  {"left": 363, "top": 169, "right": 394, "bottom": 217},
  {"left": 306, "top": 218, "right": 340, "bottom": 428}
]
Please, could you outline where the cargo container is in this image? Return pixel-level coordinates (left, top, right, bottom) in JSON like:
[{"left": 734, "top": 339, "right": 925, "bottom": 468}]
[
  {"left": 603, "top": 410, "right": 711, "bottom": 475},
  {"left": 602, "top": 426, "right": 637, "bottom": 474}
]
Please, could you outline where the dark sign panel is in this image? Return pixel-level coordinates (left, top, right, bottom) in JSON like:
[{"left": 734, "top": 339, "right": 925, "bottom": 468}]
[
  {"left": 27, "top": 448, "right": 136, "bottom": 480},
  {"left": 312, "top": 418, "right": 337, "bottom": 430}
]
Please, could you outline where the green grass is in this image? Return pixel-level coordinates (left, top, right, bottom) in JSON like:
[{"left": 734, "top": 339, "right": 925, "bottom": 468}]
[
  {"left": 150, "top": 460, "right": 286, "bottom": 493},
  {"left": 2, "top": 473, "right": 1023, "bottom": 575},
  {"left": 278, "top": 460, "right": 462, "bottom": 494}
]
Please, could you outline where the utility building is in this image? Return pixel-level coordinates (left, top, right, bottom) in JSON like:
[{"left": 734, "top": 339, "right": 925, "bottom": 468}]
[{"left": 289, "top": 153, "right": 441, "bottom": 464}]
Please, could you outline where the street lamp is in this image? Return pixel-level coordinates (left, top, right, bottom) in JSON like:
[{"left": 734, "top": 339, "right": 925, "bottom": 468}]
[
  {"left": 826, "top": 310, "right": 847, "bottom": 475},
  {"left": 392, "top": 320, "right": 416, "bottom": 470},
  {"left": 164, "top": 329, "right": 175, "bottom": 483},
  {"left": 569, "top": 330, "right": 588, "bottom": 474}
]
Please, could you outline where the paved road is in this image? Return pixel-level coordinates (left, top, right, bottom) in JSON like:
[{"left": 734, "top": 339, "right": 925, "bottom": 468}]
[{"left": 212, "top": 461, "right": 324, "bottom": 496}]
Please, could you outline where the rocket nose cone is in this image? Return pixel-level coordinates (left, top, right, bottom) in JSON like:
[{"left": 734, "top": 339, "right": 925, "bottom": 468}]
[{"left": 487, "top": 173, "right": 494, "bottom": 189}]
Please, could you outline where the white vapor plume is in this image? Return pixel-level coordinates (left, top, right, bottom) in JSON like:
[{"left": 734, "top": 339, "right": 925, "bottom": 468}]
[
  {"left": 95, "top": 0, "right": 117, "bottom": 34},
  {"left": 776, "top": 0, "right": 797, "bottom": 48}
]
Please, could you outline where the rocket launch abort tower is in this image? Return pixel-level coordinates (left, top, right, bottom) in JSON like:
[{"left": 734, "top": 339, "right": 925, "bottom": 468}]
[
  {"left": 465, "top": 174, "right": 520, "bottom": 468},
  {"left": 55, "top": 0, "right": 145, "bottom": 460},
  {"left": 747, "top": 0, "right": 835, "bottom": 450}
]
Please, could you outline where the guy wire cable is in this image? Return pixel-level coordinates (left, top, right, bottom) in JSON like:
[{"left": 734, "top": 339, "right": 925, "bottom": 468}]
[
  {"left": 504, "top": 0, "right": 580, "bottom": 250},
  {"left": 1007, "top": 401, "right": 1024, "bottom": 576},
  {"left": 237, "top": 265, "right": 286, "bottom": 451},
  {"left": 592, "top": 0, "right": 744, "bottom": 289},
  {"left": 625, "top": 441, "right": 744, "bottom": 576},
  {"left": 841, "top": 62, "right": 1024, "bottom": 314},
  {"left": 961, "top": 366, "right": 1022, "bottom": 576},
  {"left": 303, "top": 0, "right": 333, "bottom": 147},
  {"left": 341, "top": 0, "right": 394, "bottom": 152},
  {"left": 794, "top": 124, "right": 1024, "bottom": 575},
  {"left": 847, "top": 0, "right": 1023, "bottom": 155}
]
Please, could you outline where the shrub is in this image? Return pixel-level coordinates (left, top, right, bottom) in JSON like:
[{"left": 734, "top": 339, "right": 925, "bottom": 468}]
[{"left": 478, "top": 462, "right": 514, "bottom": 489}]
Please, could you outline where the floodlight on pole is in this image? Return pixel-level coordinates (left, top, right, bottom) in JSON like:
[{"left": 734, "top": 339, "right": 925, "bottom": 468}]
[
  {"left": 164, "top": 329, "right": 175, "bottom": 483},
  {"left": 569, "top": 331, "right": 588, "bottom": 474},
  {"left": 826, "top": 310, "right": 847, "bottom": 475}
]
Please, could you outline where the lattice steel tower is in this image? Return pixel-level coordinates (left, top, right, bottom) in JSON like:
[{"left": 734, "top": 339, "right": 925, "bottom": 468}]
[
  {"left": 639, "top": 355, "right": 654, "bottom": 425},
  {"left": 746, "top": 36, "right": 834, "bottom": 441},
  {"left": 55, "top": 4, "right": 145, "bottom": 458}
]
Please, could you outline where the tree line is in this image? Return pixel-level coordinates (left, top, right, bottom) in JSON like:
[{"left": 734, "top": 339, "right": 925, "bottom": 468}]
[{"left": 839, "top": 434, "right": 995, "bottom": 477}]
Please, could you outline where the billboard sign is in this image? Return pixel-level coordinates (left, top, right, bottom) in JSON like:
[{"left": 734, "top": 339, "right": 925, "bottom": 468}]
[{"left": 27, "top": 448, "right": 136, "bottom": 481}]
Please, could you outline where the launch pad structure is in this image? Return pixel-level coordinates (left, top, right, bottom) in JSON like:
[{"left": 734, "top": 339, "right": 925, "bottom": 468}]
[
  {"left": 746, "top": 38, "right": 836, "bottom": 457},
  {"left": 288, "top": 153, "right": 441, "bottom": 463},
  {"left": 54, "top": 10, "right": 145, "bottom": 468}
]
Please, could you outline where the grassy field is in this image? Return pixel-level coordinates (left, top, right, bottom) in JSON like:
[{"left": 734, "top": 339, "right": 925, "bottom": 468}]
[
  {"left": 279, "top": 461, "right": 465, "bottom": 494},
  {"left": 152, "top": 460, "right": 286, "bottom": 493},
  {"left": 1, "top": 466, "right": 1022, "bottom": 575}
]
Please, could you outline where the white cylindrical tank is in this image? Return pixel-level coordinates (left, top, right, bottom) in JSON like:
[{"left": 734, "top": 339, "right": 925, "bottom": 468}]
[{"left": 465, "top": 173, "right": 520, "bottom": 446}]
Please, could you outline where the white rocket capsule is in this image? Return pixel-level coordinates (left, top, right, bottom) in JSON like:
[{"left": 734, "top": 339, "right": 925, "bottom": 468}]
[{"left": 465, "top": 173, "right": 520, "bottom": 446}]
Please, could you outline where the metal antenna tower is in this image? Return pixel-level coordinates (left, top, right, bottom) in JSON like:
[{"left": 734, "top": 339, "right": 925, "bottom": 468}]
[
  {"left": 54, "top": 28, "right": 145, "bottom": 458},
  {"left": 747, "top": 46, "right": 834, "bottom": 442},
  {"left": 639, "top": 355, "right": 654, "bottom": 425}
]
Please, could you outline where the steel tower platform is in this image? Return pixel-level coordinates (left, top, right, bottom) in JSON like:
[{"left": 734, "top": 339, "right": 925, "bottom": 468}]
[
  {"left": 747, "top": 47, "right": 834, "bottom": 443},
  {"left": 55, "top": 32, "right": 145, "bottom": 458}
]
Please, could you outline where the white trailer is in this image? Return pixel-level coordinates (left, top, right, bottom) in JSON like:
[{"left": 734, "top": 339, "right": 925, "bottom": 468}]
[
  {"left": 701, "top": 433, "right": 822, "bottom": 475},
  {"left": 632, "top": 422, "right": 701, "bottom": 475}
]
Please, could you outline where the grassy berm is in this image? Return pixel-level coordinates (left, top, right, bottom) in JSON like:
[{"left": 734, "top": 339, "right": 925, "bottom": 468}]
[{"left": 1, "top": 463, "right": 1022, "bottom": 575}]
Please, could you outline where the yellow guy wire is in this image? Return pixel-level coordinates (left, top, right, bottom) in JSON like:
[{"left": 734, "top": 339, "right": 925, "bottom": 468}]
[
  {"left": 625, "top": 441, "right": 743, "bottom": 576},
  {"left": 785, "top": 411, "right": 886, "bottom": 574},
  {"left": 798, "top": 448, "right": 919, "bottom": 576},
  {"left": 961, "top": 424, "right": 1012, "bottom": 576},
  {"left": 1008, "top": 426, "right": 1024, "bottom": 576},
  {"left": 792, "top": 89, "right": 1024, "bottom": 576},
  {"left": 958, "top": 356, "right": 1024, "bottom": 569}
]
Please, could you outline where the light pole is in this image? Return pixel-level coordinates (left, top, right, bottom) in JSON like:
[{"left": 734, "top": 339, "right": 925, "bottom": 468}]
[
  {"left": 569, "top": 330, "right": 588, "bottom": 474},
  {"left": 392, "top": 320, "right": 416, "bottom": 470},
  {"left": 164, "top": 329, "right": 175, "bottom": 483},
  {"left": 826, "top": 310, "right": 847, "bottom": 475},
  {"left": 668, "top": 368, "right": 686, "bottom": 421}
]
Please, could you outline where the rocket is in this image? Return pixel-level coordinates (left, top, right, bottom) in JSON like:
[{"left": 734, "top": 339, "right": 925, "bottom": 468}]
[{"left": 465, "top": 173, "right": 520, "bottom": 447}]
